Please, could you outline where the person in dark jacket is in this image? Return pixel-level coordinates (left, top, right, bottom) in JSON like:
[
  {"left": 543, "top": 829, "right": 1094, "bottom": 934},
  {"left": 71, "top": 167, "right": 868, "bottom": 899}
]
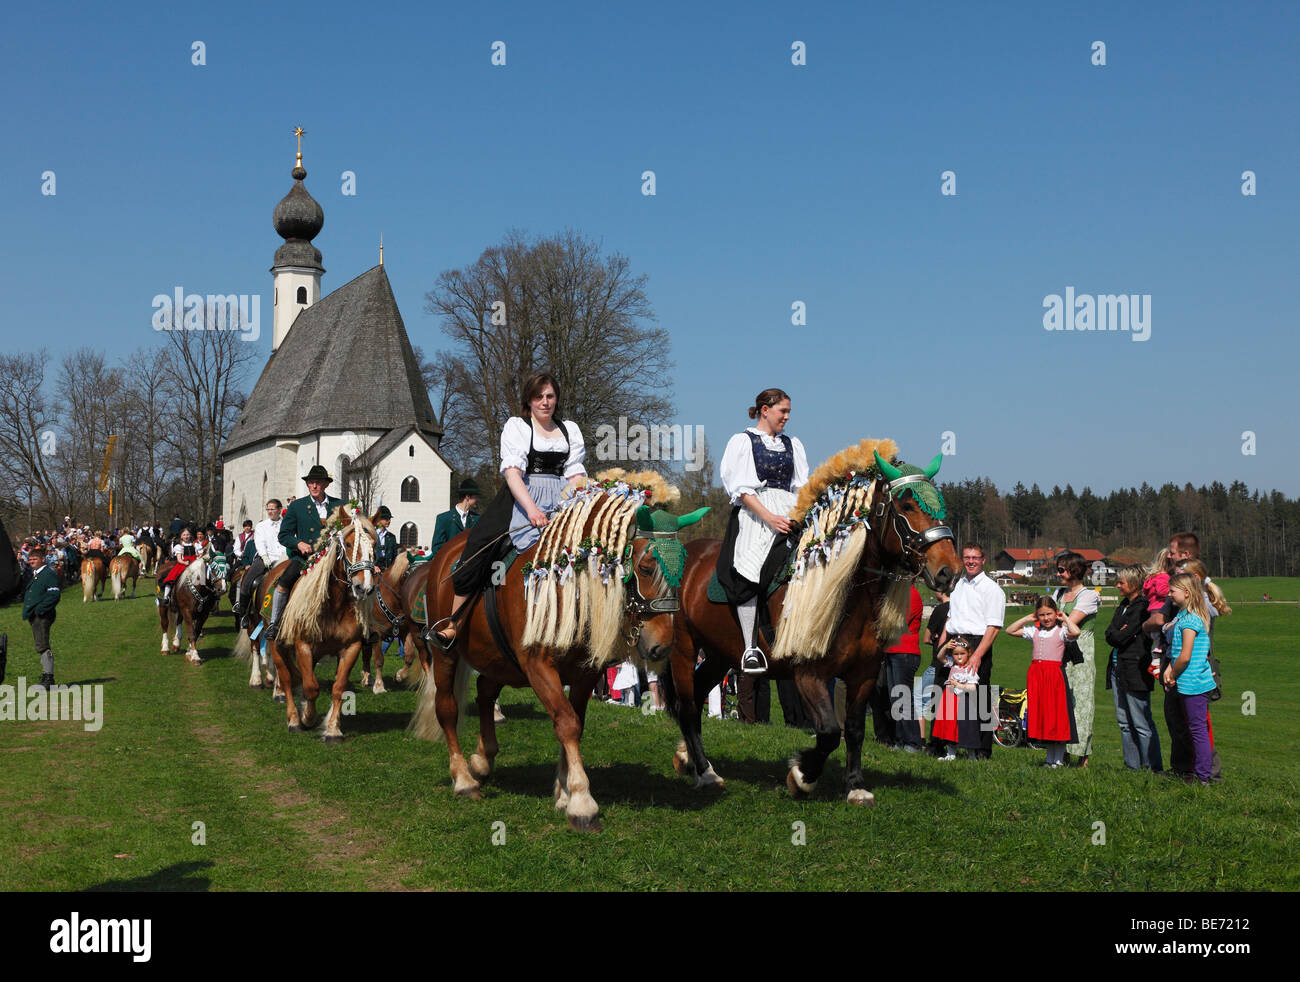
[
  {"left": 265, "top": 465, "right": 342, "bottom": 642},
  {"left": 1105, "top": 564, "right": 1162, "bottom": 771},
  {"left": 372, "top": 506, "right": 398, "bottom": 570},
  {"left": 22, "top": 546, "right": 63, "bottom": 690},
  {"left": 430, "top": 479, "right": 481, "bottom": 557}
]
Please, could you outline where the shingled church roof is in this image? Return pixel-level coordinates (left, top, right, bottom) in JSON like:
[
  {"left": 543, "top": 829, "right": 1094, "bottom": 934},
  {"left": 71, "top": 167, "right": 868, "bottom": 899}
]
[{"left": 222, "top": 264, "right": 442, "bottom": 456}]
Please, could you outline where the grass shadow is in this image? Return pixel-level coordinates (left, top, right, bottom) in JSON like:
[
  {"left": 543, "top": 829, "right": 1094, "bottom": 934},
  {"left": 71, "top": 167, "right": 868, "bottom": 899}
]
[
  {"left": 484, "top": 761, "right": 721, "bottom": 812},
  {"left": 83, "top": 860, "right": 214, "bottom": 892}
]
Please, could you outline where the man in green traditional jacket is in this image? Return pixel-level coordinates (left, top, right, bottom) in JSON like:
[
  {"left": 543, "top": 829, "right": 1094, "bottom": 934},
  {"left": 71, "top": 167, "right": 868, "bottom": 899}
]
[
  {"left": 431, "top": 478, "right": 481, "bottom": 557},
  {"left": 22, "top": 546, "right": 63, "bottom": 690},
  {"left": 265, "top": 464, "right": 342, "bottom": 642}
]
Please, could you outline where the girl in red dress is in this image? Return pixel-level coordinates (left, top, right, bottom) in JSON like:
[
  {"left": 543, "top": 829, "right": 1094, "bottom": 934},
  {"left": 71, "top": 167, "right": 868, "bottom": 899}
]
[{"left": 1007, "top": 597, "right": 1079, "bottom": 767}]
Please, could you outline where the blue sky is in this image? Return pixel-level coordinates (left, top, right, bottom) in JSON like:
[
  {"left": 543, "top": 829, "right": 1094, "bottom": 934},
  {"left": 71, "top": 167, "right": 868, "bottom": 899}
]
[{"left": 2, "top": 1, "right": 1296, "bottom": 495}]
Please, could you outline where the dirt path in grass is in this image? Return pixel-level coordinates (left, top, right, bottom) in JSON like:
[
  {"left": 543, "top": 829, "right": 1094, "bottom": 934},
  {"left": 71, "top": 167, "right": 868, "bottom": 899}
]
[{"left": 177, "top": 664, "right": 417, "bottom": 891}]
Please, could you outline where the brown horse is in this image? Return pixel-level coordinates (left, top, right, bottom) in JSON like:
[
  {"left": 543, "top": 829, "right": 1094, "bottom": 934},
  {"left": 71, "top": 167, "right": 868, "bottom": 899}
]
[
  {"left": 158, "top": 554, "right": 230, "bottom": 664},
  {"left": 110, "top": 554, "right": 140, "bottom": 599},
  {"left": 662, "top": 446, "right": 961, "bottom": 806},
  {"left": 137, "top": 543, "right": 155, "bottom": 576},
  {"left": 81, "top": 556, "right": 107, "bottom": 602},
  {"left": 259, "top": 505, "right": 383, "bottom": 740},
  {"left": 409, "top": 493, "right": 699, "bottom": 831}
]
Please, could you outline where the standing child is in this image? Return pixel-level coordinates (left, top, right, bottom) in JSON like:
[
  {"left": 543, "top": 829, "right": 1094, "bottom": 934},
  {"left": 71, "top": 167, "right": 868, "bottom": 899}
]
[
  {"left": 1162, "top": 573, "right": 1217, "bottom": 785},
  {"left": 1142, "top": 548, "right": 1175, "bottom": 677},
  {"left": 929, "top": 638, "right": 981, "bottom": 759},
  {"left": 1007, "top": 597, "right": 1079, "bottom": 767}
]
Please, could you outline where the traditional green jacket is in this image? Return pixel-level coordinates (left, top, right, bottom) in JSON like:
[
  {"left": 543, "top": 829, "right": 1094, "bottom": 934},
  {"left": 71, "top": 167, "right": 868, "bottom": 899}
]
[
  {"left": 23, "top": 565, "right": 62, "bottom": 620},
  {"left": 374, "top": 527, "right": 399, "bottom": 569},
  {"left": 431, "top": 507, "right": 478, "bottom": 557},
  {"left": 278, "top": 494, "right": 343, "bottom": 560}
]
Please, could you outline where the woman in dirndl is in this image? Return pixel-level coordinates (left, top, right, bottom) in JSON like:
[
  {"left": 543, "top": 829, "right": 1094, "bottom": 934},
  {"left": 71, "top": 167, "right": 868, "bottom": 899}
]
[
  {"left": 434, "top": 372, "right": 587, "bottom": 647},
  {"left": 716, "top": 388, "right": 809, "bottom": 673}
]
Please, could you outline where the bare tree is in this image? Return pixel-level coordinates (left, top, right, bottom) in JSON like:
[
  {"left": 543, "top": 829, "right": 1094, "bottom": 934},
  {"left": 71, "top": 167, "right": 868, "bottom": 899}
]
[
  {"left": 424, "top": 229, "right": 673, "bottom": 477},
  {"left": 117, "top": 347, "right": 177, "bottom": 527},
  {"left": 158, "top": 323, "right": 255, "bottom": 521},
  {"left": 0, "top": 350, "right": 60, "bottom": 534}
]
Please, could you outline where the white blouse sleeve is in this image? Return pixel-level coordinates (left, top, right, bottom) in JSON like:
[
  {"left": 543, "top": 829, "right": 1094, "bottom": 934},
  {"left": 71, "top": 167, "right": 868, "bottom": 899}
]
[
  {"left": 1076, "top": 588, "right": 1101, "bottom": 616},
  {"left": 791, "top": 436, "right": 810, "bottom": 492},
  {"left": 1020, "top": 627, "right": 1036, "bottom": 641},
  {"left": 720, "top": 432, "right": 759, "bottom": 504},
  {"left": 562, "top": 420, "right": 586, "bottom": 479},
  {"left": 499, "top": 417, "right": 530, "bottom": 473}
]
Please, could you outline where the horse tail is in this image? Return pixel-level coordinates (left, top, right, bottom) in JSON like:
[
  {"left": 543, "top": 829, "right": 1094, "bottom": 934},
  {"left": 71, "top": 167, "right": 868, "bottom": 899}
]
[
  {"left": 82, "top": 562, "right": 95, "bottom": 602},
  {"left": 111, "top": 559, "right": 123, "bottom": 599},
  {"left": 233, "top": 627, "right": 251, "bottom": 662},
  {"left": 408, "top": 658, "right": 445, "bottom": 742}
]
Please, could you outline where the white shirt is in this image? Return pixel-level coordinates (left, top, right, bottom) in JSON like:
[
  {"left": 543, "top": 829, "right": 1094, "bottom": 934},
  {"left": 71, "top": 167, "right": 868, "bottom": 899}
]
[
  {"left": 946, "top": 571, "right": 1006, "bottom": 635},
  {"left": 499, "top": 417, "right": 586, "bottom": 479},
  {"left": 255, "top": 518, "right": 286, "bottom": 564},
  {"left": 455, "top": 504, "right": 471, "bottom": 526},
  {"left": 719, "top": 427, "right": 810, "bottom": 504}
]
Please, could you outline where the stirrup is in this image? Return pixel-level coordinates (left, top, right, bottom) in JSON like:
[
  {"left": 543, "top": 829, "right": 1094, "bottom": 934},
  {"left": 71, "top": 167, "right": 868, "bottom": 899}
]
[
  {"left": 428, "top": 616, "right": 457, "bottom": 651},
  {"left": 740, "top": 647, "right": 768, "bottom": 674}
]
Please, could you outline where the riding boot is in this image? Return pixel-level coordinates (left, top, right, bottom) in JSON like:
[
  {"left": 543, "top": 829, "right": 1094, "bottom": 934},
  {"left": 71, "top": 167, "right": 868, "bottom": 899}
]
[{"left": 265, "top": 587, "right": 288, "bottom": 641}]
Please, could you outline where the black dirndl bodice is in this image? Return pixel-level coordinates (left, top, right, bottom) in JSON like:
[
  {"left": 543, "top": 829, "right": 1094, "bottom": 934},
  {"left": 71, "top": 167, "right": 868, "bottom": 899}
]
[{"left": 452, "top": 419, "right": 570, "bottom": 595}]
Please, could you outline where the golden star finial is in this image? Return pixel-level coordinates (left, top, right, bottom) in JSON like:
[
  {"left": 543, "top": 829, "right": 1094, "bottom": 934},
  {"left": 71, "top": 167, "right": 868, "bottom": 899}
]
[{"left": 294, "top": 126, "right": 306, "bottom": 166}]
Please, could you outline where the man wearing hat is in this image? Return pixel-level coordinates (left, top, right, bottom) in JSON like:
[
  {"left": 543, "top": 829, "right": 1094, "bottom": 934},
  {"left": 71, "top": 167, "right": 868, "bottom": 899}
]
[
  {"left": 431, "top": 478, "right": 481, "bottom": 557},
  {"left": 371, "top": 506, "right": 398, "bottom": 571},
  {"left": 265, "top": 465, "right": 342, "bottom": 642}
]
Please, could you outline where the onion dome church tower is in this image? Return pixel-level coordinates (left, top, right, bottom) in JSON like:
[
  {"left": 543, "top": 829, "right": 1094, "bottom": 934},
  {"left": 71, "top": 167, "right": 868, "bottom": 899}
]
[
  {"left": 271, "top": 127, "right": 324, "bottom": 351},
  {"left": 220, "top": 130, "right": 451, "bottom": 546}
]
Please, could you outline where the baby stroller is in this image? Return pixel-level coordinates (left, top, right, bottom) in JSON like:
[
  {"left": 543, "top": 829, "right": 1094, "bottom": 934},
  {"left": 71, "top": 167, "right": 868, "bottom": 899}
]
[{"left": 993, "top": 687, "right": 1045, "bottom": 750}]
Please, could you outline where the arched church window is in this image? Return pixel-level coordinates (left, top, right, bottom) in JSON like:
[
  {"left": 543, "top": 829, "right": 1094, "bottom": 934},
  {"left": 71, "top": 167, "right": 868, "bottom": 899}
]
[
  {"left": 296, "top": 286, "right": 307, "bottom": 304},
  {"left": 401, "top": 477, "right": 420, "bottom": 502},
  {"left": 409, "top": 445, "right": 415, "bottom": 457},
  {"left": 399, "top": 522, "right": 419, "bottom": 548}
]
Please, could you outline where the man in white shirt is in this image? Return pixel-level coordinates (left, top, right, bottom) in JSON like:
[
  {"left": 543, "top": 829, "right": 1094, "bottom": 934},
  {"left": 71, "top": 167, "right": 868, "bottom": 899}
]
[
  {"left": 232, "top": 499, "right": 285, "bottom": 620},
  {"left": 934, "top": 543, "right": 1006, "bottom": 759}
]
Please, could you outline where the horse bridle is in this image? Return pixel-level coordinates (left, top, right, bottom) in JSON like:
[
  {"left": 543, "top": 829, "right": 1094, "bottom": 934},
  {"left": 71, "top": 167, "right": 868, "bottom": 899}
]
[
  {"left": 871, "top": 473, "right": 955, "bottom": 580},
  {"left": 622, "top": 531, "right": 682, "bottom": 643}
]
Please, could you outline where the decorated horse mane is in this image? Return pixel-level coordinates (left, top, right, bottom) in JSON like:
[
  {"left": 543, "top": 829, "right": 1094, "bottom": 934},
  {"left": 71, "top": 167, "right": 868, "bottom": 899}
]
[
  {"left": 772, "top": 439, "right": 947, "bottom": 663},
  {"left": 278, "top": 503, "right": 377, "bottom": 644},
  {"left": 175, "top": 556, "right": 208, "bottom": 593},
  {"left": 518, "top": 469, "right": 684, "bottom": 667}
]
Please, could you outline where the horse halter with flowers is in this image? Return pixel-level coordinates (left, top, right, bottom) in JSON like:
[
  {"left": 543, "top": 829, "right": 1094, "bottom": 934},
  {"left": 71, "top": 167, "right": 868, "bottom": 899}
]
[{"left": 871, "top": 452, "right": 955, "bottom": 579}]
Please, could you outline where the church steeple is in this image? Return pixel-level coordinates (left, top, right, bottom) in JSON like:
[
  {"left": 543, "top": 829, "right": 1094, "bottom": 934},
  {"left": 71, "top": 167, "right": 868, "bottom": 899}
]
[{"left": 271, "top": 127, "right": 325, "bottom": 351}]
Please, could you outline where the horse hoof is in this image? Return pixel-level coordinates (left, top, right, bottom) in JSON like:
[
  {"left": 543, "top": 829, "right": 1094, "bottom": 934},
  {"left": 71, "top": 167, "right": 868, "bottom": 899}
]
[
  {"left": 786, "top": 767, "right": 813, "bottom": 800},
  {"left": 694, "top": 767, "right": 726, "bottom": 790},
  {"left": 567, "top": 813, "right": 602, "bottom": 833},
  {"left": 274, "top": 694, "right": 287, "bottom": 704},
  {"left": 249, "top": 682, "right": 263, "bottom": 689},
  {"left": 322, "top": 734, "right": 343, "bottom": 745},
  {"left": 672, "top": 751, "right": 695, "bottom": 776},
  {"left": 469, "top": 754, "right": 492, "bottom": 781},
  {"left": 846, "top": 788, "right": 876, "bottom": 807},
  {"left": 455, "top": 786, "right": 483, "bottom": 800},
  {"left": 287, "top": 723, "right": 302, "bottom": 733}
]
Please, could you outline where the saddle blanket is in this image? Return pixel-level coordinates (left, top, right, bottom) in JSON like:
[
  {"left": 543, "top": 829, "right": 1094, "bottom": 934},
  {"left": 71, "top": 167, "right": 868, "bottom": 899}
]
[
  {"left": 706, "top": 569, "right": 788, "bottom": 605},
  {"left": 411, "top": 549, "right": 519, "bottom": 624}
]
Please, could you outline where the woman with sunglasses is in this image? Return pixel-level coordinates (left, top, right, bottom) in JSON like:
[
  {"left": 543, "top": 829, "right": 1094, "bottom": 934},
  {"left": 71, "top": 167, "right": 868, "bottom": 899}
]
[{"left": 1053, "top": 551, "right": 1101, "bottom": 767}]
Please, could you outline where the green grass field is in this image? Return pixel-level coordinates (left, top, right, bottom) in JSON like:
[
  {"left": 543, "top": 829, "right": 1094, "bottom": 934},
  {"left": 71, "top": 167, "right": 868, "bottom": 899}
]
[{"left": 1, "top": 578, "right": 1297, "bottom": 891}]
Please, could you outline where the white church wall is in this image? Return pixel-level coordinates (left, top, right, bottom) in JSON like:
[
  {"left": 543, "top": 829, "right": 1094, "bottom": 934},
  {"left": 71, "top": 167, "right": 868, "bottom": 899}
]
[{"left": 381, "top": 432, "right": 451, "bottom": 550}]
